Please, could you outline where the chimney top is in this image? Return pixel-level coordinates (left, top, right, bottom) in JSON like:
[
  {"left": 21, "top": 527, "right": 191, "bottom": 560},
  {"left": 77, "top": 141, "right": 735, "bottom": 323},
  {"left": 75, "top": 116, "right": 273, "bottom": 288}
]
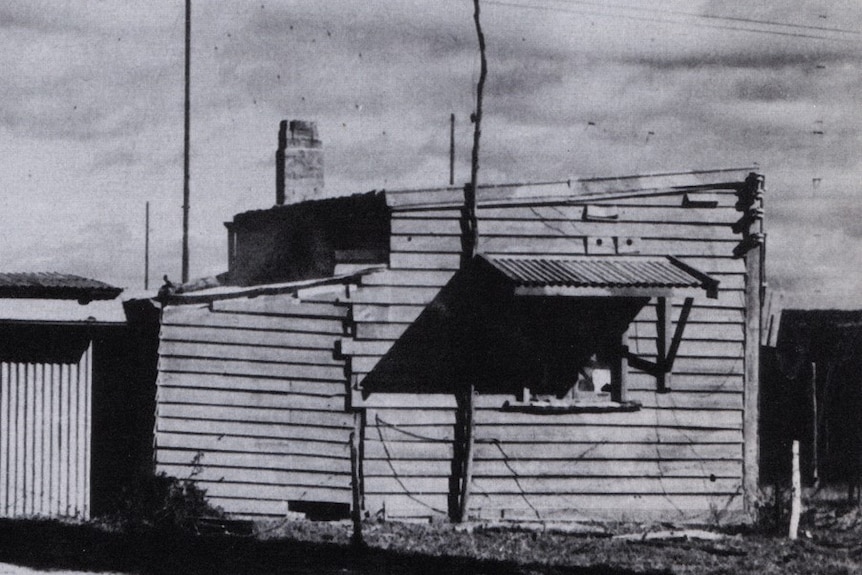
[
  {"left": 279, "top": 120, "right": 320, "bottom": 148},
  {"left": 276, "top": 119, "right": 324, "bottom": 205}
]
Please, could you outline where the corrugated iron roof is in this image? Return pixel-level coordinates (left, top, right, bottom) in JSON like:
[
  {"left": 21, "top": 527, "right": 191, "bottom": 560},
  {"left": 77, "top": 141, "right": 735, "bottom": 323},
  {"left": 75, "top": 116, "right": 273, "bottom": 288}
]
[
  {"left": 482, "top": 256, "right": 710, "bottom": 290},
  {"left": 0, "top": 272, "right": 122, "bottom": 301}
]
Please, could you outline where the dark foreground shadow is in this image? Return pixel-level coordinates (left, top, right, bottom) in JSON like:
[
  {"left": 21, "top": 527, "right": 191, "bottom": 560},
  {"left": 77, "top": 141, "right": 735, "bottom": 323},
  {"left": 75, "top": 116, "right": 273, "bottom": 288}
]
[{"left": 0, "top": 519, "right": 669, "bottom": 575}]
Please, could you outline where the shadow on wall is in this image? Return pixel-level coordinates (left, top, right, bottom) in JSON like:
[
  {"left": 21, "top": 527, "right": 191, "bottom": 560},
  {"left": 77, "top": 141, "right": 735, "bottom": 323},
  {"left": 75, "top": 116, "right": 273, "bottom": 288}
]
[
  {"left": 761, "top": 309, "right": 862, "bottom": 487},
  {"left": 90, "top": 299, "right": 161, "bottom": 517}
]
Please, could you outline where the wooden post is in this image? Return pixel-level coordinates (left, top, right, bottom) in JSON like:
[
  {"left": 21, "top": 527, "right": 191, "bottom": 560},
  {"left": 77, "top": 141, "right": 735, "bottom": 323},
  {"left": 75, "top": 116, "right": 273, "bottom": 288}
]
[
  {"left": 349, "top": 411, "right": 364, "bottom": 547},
  {"left": 656, "top": 297, "right": 672, "bottom": 393},
  {"left": 811, "top": 362, "right": 818, "bottom": 488},
  {"left": 789, "top": 440, "right": 801, "bottom": 540},
  {"left": 457, "top": 386, "right": 476, "bottom": 523},
  {"left": 743, "top": 173, "right": 764, "bottom": 518},
  {"left": 613, "top": 329, "right": 629, "bottom": 403},
  {"left": 455, "top": 0, "right": 487, "bottom": 524}
]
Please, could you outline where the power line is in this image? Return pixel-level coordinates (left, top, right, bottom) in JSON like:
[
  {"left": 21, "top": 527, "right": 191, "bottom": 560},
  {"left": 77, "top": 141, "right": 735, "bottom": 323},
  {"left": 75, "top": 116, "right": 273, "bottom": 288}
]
[
  {"left": 543, "top": 0, "right": 862, "bottom": 36},
  {"left": 485, "top": 0, "right": 859, "bottom": 43}
]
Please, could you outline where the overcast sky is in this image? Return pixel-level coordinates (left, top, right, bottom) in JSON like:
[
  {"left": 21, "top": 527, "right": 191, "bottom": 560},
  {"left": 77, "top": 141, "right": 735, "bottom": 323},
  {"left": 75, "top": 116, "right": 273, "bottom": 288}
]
[{"left": 2, "top": 0, "right": 861, "bottom": 308}]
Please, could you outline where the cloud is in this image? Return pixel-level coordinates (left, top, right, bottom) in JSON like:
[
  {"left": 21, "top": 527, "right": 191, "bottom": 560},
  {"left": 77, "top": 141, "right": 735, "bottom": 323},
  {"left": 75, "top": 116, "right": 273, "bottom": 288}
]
[{"left": 1, "top": 0, "right": 862, "bottom": 307}]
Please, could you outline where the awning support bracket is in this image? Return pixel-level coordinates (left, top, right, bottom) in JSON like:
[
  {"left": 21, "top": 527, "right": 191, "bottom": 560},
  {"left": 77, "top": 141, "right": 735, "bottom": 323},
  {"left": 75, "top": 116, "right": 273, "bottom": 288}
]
[{"left": 624, "top": 296, "right": 694, "bottom": 393}]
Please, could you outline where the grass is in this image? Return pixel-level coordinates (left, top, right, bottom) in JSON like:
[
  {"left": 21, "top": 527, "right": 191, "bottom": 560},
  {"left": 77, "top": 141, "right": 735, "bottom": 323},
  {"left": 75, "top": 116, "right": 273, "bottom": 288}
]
[{"left": 1, "top": 495, "right": 862, "bottom": 574}]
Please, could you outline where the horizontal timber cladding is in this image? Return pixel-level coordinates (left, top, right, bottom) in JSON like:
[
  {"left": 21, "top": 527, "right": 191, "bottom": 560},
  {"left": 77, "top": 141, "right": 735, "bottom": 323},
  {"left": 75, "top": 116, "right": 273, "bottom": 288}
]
[
  {"left": 391, "top": 219, "right": 738, "bottom": 240},
  {"left": 0, "top": 348, "right": 92, "bottom": 519},
  {"left": 347, "top": 182, "right": 753, "bottom": 522},
  {"left": 393, "top": 204, "right": 740, "bottom": 224},
  {"left": 363, "top": 494, "right": 745, "bottom": 523},
  {"left": 384, "top": 176, "right": 744, "bottom": 209},
  {"left": 155, "top": 294, "right": 355, "bottom": 517},
  {"left": 352, "top": 286, "right": 744, "bottom": 309}
]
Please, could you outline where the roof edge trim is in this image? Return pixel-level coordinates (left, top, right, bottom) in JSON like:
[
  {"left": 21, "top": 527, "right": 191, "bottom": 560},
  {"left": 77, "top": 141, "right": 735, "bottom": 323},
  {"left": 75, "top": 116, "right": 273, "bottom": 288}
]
[{"left": 387, "top": 168, "right": 759, "bottom": 211}]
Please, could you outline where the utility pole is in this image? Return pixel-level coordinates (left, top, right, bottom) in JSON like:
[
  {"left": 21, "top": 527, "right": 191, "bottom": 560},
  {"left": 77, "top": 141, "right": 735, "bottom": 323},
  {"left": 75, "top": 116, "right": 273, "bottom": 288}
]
[
  {"left": 457, "top": 0, "right": 487, "bottom": 524},
  {"left": 181, "top": 0, "right": 191, "bottom": 283},
  {"left": 145, "top": 202, "right": 150, "bottom": 290},
  {"left": 449, "top": 113, "right": 455, "bottom": 186}
]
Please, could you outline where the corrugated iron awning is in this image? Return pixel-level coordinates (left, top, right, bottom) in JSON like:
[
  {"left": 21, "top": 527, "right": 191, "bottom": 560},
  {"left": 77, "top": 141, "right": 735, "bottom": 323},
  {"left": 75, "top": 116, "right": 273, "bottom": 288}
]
[
  {"left": 0, "top": 272, "right": 122, "bottom": 301},
  {"left": 481, "top": 255, "right": 718, "bottom": 299}
]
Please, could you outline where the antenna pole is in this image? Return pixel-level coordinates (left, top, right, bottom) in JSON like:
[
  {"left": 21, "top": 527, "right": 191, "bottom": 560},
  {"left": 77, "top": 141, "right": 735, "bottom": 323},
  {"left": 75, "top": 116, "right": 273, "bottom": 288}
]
[
  {"left": 181, "top": 0, "right": 191, "bottom": 283},
  {"left": 449, "top": 113, "right": 455, "bottom": 186},
  {"left": 145, "top": 202, "right": 150, "bottom": 290}
]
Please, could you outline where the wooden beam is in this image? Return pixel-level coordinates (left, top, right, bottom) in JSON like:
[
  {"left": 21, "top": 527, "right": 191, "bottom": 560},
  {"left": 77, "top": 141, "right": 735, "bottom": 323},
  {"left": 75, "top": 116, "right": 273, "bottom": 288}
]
[
  {"left": 656, "top": 297, "right": 672, "bottom": 393},
  {"left": 386, "top": 168, "right": 758, "bottom": 210},
  {"left": 614, "top": 328, "right": 629, "bottom": 402},
  {"left": 350, "top": 411, "right": 365, "bottom": 547},
  {"left": 514, "top": 286, "right": 675, "bottom": 298},
  {"left": 665, "top": 297, "right": 694, "bottom": 369},
  {"left": 742, "top": 173, "right": 764, "bottom": 520},
  {"left": 625, "top": 353, "right": 659, "bottom": 376}
]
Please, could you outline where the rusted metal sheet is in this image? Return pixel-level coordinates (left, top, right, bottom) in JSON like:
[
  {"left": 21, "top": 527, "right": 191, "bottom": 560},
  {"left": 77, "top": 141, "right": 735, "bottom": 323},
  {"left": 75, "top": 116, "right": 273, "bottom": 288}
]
[
  {"left": 0, "top": 345, "right": 92, "bottom": 519},
  {"left": 483, "top": 255, "right": 707, "bottom": 289},
  {"left": 0, "top": 272, "right": 121, "bottom": 300}
]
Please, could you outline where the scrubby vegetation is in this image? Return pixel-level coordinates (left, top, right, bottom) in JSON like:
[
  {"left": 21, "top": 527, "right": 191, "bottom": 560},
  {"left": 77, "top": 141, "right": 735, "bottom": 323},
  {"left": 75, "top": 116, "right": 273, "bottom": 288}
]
[{"left": 101, "top": 470, "right": 226, "bottom": 532}]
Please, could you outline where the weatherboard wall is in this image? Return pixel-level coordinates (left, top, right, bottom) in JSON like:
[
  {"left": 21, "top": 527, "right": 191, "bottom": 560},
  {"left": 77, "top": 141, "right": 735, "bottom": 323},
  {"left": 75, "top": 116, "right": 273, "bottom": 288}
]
[
  {"left": 155, "top": 290, "right": 354, "bottom": 518},
  {"left": 350, "top": 178, "right": 756, "bottom": 522}
]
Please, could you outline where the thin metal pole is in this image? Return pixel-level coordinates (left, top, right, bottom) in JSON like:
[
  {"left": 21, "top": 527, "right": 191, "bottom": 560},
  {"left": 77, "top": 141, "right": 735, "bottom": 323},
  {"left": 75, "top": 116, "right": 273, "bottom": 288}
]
[
  {"left": 145, "top": 202, "right": 150, "bottom": 290},
  {"left": 181, "top": 0, "right": 191, "bottom": 283},
  {"left": 449, "top": 113, "right": 455, "bottom": 186}
]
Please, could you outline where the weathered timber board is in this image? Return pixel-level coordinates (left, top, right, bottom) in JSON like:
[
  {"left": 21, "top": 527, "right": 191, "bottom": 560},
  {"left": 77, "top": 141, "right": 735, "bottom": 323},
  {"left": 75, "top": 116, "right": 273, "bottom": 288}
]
[
  {"left": 159, "top": 373, "right": 345, "bottom": 397},
  {"left": 159, "top": 341, "right": 342, "bottom": 366},
  {"left": 157, "top": 387, "right": 346, "bottom": 411},
  {"left": 157, "top": 404, "right": 353, "bottom": 427},
  {"left": 156, "top": 433, "right": 349, "bottom": 459},
  {"left": 212, "top": 297, "right": 348, "bottom": 318},
  {"left": 158, "top": 358, "right": 346, "bottom": 382},
  {"left": 160, "top": 325, "right": 342, "bottom": 350},
  {"left": 157, "top": 417, "right": 352, "bottom": 442},
  {"left": 363, "top": 459, "right": 741, "bottom": 478},
  {"left": 158, "top": 449, "right": 351, "bottom": 474},
  {"left": 365, "top": 476, "right": 741, "bottom": 496}
]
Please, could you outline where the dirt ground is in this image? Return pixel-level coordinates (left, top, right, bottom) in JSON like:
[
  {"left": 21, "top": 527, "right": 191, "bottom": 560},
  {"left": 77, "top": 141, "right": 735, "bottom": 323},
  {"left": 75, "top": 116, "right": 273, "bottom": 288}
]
[{"left": 2, "top": 497, "right": 862, "bottom": 575}]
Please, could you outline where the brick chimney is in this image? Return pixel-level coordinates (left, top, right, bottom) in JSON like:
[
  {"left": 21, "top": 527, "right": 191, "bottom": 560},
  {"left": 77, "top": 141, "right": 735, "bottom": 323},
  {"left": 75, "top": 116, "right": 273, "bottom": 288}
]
[{"left": 275, "top": 120, "right": 323, "bottom": 205}]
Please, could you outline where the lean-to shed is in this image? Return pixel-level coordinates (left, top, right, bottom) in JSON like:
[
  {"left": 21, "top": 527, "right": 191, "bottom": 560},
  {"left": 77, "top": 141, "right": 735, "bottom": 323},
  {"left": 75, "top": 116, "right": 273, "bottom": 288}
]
[
  {"left": 155, "top": 274, "right": 374, "bottom": 519},
  {"left": 154, "top": 162, "right": 765, "bottom": 523},
  {"left": 0, "top": 273, "right": 155, "bottom": 519}
]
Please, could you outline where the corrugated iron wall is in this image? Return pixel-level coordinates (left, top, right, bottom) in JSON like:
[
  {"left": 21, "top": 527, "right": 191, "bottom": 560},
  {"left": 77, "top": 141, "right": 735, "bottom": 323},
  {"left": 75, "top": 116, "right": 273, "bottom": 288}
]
[{"left": 0, "top": 345, "right": 92, "bottom": 519}]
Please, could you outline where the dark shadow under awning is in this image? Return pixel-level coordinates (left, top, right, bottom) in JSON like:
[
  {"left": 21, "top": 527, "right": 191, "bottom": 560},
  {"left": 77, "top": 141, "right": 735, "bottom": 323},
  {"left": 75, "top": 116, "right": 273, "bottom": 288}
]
[
  {"left": 479, "top": 254, "right": 719, "bottom": 299},
  {"left": 357, "top": 254, "right": 718, "bottom": 397}
]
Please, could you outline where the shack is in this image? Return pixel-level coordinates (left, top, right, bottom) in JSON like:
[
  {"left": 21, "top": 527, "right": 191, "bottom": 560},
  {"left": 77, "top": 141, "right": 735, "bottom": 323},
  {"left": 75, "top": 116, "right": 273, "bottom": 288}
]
[
  {"left": 0, "top": 273, "right": 151, "bottom": 519},
  {"left": 154, "top": 121, "right": 765, "bottom": 523},
  {"left": 761, "top": 309, "right": 862, "bottom": 490}
]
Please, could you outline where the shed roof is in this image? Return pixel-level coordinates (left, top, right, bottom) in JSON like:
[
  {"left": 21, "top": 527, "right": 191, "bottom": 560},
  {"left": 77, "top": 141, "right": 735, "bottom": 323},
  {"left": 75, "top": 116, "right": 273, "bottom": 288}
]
[
  {"left": 0, "top": 298, "right": 127, "bottom": 324},
  {"left": 481, "top": 255, "right": 718, "bottom": 298},
  {"left": 0, "top": 272, "right": 122, "bottom": 301}
]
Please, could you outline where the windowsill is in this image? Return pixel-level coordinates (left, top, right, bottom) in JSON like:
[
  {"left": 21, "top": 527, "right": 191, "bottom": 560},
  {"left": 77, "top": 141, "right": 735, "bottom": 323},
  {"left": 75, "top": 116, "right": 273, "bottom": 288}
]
[{"left": 501, "top": 399, "right": 642, "bottom": 414}]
